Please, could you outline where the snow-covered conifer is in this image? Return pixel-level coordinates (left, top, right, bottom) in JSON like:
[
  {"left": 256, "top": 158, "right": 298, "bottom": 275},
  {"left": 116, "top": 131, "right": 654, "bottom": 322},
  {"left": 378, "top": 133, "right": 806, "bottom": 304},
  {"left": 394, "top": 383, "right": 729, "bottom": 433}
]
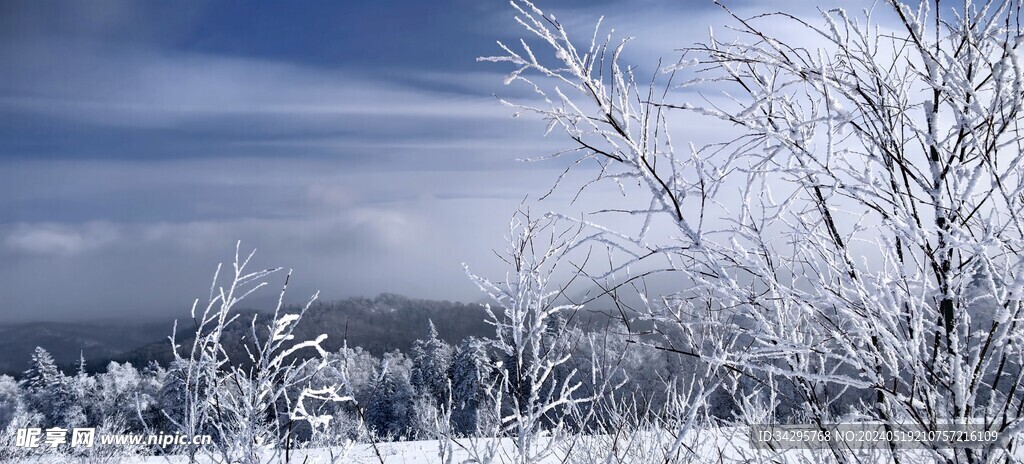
[
  {"left": 449, "top": 336, "right": 493, "bottom": 436},
  {"left": 364, "top": 351, "right": 416, "bottom": 440},
  {"left": 21, "top": 347, "right": 62, "bottom": 392},
  {"left": 20, "top": 347, "right": 76, "bottom": 428},
  {"left": 410, "top": 321, "right": 454, "bottom": 409}
]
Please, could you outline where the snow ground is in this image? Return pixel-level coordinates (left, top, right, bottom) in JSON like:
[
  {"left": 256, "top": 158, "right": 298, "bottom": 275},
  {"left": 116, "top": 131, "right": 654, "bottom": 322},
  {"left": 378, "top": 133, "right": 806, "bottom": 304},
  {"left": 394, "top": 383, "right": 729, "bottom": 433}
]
[{"left": 13, "top": 429, "right": 1022, "bottom": 463}]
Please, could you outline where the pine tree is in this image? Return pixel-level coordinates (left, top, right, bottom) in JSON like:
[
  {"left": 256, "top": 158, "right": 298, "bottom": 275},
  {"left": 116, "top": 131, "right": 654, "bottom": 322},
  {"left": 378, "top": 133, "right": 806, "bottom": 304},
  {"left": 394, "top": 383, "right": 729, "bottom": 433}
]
[
  {"left": 364, "top": 351, "right": 415, "bottom": 439},
  {"left": 409, "top": 321, "right": 453, "bottom": 405},
  {"left": 449, "top": 337, "right": 492, "bottom": 436},
  {"left": 64, "top": 353, "right": 94, "bottom": 429},
  {"left": 20, "top": 347, "right": 74, "bottom": 428},
  {"left": 21, "top": 347, "right": 62, "bottom": 392}
]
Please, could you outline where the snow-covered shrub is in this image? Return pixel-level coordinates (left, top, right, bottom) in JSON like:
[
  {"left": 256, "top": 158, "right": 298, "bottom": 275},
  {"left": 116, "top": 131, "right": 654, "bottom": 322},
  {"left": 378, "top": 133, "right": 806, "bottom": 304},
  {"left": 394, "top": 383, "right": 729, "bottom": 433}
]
[
  {"left": 0, "top": 408, "right": 42, "bottom": 463},
  {"left": 289, "top": 361, "right": 357, "bottom": 446},
  {"left": 156, "top": 242, "right": 350, "bottom": 464}
]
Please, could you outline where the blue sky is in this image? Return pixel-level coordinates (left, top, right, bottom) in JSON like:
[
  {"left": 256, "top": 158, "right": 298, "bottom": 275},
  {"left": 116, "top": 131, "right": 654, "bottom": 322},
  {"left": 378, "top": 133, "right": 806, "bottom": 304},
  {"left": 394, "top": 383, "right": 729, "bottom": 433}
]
[{"left": 0, "top": 0, "right": 827, "bottom": 322}]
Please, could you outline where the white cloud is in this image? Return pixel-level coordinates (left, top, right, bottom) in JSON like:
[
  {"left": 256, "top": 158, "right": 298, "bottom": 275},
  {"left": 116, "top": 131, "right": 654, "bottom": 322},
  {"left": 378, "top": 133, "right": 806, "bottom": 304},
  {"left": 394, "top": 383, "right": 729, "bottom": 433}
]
[{"left": 3, "top": 222, "right": 120, "bottom": 256}]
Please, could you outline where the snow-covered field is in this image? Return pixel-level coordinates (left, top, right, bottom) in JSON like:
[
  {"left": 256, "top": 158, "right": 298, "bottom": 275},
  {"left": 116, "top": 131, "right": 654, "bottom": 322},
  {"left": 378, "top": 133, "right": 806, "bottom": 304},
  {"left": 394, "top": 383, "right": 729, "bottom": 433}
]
[{"left": 130, "top": 440, "right": 465, "bottom": 464}]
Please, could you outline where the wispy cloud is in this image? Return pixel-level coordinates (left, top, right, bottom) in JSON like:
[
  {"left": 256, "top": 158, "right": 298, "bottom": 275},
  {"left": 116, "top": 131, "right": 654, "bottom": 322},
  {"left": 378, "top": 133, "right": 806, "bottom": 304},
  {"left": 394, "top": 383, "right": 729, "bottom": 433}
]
[{"left": 1, "top": 44, "right": 513, "bottom": 127}]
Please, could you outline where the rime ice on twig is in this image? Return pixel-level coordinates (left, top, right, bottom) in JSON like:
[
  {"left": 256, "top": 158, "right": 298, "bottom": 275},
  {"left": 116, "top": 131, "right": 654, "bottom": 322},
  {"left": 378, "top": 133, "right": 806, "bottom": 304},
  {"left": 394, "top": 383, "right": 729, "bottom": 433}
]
[{"left": 482, "top": 0, "right": 1024, "bottom": 461}]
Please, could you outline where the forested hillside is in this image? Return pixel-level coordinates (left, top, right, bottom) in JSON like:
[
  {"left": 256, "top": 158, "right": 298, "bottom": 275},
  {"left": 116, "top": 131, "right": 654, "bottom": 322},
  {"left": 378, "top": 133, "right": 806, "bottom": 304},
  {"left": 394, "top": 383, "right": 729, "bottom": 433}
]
[{"left": 0, "top": 294, "right": 494, "bottom": 376}]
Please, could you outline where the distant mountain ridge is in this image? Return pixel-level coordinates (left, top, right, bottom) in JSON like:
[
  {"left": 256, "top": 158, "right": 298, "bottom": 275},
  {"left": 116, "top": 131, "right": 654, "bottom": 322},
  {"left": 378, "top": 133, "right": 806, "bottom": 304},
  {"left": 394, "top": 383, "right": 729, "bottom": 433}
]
[
  {"left": 0, "top": 294, "right": 493, "bottom": 377},
  {"left": 0, "top": 320, "right": 171, "bottom": 376}
]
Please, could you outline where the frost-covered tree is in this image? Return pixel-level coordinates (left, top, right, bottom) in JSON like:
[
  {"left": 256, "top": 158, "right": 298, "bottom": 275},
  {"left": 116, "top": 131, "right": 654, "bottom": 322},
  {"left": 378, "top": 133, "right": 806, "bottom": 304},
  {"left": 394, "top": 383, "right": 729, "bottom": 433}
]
[
  {"left": 464, "top": 211, "right": 610, "bottom": 464},
  {"left": 483, "top": 0, "right": 1024, "bottom": 462},
  {"left": 0, "top": 374, "right": 39, "bottom": 463},
  {"left": 0, "top": 376, "right": 21, "bottom": 431},
  {"left": 20, "top": 347, "right": 76, "bottom": 429},
  {"left": 87, "top": 361, "right": 144, "bottom": 430},
  {"left": 133, "top": 362, "right": 167, "bottom": 431},
  {"left": 410, "top": 321, "right": 454, "bottom": 418},
  {"left": 21, "top": 347, "right": 62, "bottom": 392},
  {"left": 60, "top": 356, "right": 91, "bottom": 430},
  {"left": 449, "top": 336, "right": 494, "bottom": 436},
  {"left": 364, "top": 350, "right": 416, "bottom": 440},
  {"left": 333, "top": 346, "right": 382, "bottom": 409}
]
